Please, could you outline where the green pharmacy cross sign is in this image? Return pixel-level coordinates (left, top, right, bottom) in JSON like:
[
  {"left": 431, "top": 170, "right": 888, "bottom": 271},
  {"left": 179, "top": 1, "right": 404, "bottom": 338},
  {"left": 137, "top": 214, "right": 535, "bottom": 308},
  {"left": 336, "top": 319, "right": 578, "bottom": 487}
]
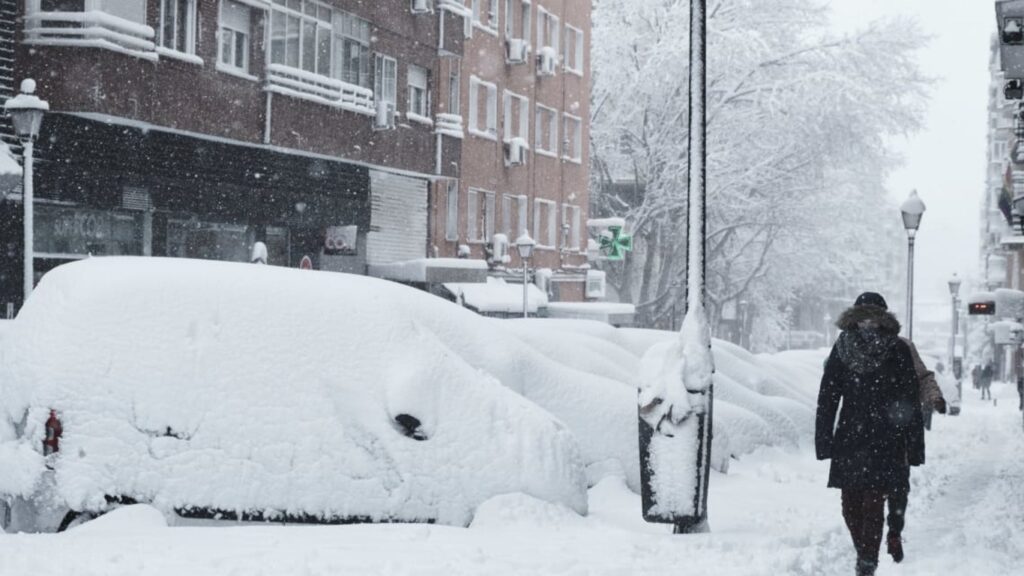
[{"left": 600, "top": 226, "right": 633, "bottom": 260}]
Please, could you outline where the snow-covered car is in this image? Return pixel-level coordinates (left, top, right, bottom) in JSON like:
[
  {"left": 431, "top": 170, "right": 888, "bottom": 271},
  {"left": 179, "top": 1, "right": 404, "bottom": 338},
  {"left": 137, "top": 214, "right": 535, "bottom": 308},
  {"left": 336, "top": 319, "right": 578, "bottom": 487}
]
[{"left": 0, "top": 258, "right": 587, "bottom": 532}]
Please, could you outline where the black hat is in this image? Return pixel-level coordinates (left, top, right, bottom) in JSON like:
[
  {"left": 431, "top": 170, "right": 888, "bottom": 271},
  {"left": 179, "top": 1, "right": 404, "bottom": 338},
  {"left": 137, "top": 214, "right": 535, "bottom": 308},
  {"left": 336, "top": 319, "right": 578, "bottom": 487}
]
[{"left": 854, "top": 292, "right": 887, "bottom": 310}]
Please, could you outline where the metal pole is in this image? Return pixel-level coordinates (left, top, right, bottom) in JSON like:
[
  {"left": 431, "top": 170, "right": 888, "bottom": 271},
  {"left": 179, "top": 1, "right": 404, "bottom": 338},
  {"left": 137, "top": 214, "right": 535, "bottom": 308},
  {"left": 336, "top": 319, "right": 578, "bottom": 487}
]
[
  {"left": 906, "top": 235, "right": 915, "bottom": 340},
  {"left": 950, "top": 295, "right": 957, "bottom": 369},
  {"left": 522, "top": 261, "right": 528, "bottom": 319},
  {"left": 23, "top": 138, "right": 33, "bottom": 303}
]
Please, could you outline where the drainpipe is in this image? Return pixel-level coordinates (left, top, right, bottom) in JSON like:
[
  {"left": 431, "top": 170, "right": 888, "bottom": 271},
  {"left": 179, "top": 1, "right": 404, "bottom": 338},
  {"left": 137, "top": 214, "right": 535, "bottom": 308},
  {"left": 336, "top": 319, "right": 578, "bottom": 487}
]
[{"left": 264, "top": 91, "right": 273, "bottom": 145}]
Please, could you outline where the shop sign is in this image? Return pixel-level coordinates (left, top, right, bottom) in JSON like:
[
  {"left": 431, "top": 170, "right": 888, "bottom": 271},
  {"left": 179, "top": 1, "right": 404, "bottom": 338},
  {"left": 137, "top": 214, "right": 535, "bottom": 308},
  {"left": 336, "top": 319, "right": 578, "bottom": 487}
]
[{"left": 324, "top": 225, "right": 358, "bottom": 256}]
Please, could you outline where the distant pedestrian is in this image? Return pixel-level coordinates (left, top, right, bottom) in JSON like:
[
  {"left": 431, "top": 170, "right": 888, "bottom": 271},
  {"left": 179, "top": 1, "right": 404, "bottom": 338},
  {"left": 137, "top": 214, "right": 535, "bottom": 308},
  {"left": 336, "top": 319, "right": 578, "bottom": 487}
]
[
  {"left": 972, "top": 364, "right": 981, "bottom": 390},
  {"left": 980, "top": 363, "right": 994, "bottom": 401},
  {"left": 817, "top": 292, "right": 925, "bottom": 576}
]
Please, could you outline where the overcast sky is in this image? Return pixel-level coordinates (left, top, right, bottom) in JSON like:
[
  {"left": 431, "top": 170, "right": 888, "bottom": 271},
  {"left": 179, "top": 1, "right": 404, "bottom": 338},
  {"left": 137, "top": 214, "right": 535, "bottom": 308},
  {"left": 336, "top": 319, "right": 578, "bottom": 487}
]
[{"left": 826, "top": 0, "right": 993, "bottom": 307}]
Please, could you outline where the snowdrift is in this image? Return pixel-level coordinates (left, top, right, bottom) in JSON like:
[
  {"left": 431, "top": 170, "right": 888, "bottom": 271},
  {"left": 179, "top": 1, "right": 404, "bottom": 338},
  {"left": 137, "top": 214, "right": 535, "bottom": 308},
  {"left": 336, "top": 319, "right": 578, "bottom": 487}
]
[{"left": 0, "top": 258, "right": 587, "bottom": 528}]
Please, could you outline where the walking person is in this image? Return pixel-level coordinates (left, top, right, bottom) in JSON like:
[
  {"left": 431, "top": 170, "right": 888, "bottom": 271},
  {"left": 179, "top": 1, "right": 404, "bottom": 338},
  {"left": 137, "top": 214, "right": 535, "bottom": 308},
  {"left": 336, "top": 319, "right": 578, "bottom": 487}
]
[
  {"left": 885, "top": 337, "right": 946, "bottom": 563},
  {"left": 816, "top": 293, "right": 925, "bottom": 576},
  {"left": 980, "top": 362, "right": 994, "bottom": 401}
]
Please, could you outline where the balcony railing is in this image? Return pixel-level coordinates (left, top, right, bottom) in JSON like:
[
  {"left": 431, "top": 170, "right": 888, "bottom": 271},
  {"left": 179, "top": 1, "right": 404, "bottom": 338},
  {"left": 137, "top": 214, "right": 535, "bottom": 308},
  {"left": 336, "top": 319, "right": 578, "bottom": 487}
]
[
  {"left": 24, "top": 11, "right": 157, "bottom": 61},
  {"left": 435, "top": 113, "right": 464, "bottom": 138},
  {"left": 265, "top": 64, "right": 375, "bottom": 116}
]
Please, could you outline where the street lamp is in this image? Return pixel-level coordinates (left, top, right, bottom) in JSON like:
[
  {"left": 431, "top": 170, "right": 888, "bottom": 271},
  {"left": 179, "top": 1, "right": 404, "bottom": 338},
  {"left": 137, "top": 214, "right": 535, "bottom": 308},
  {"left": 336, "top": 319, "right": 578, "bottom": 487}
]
[
  {"left": 515, "top": 231, "right": 535, "bottom": 319},
  {"left": 948, "top": 274, "right": 962, "bottom": 372},
  {"left": 4, "top": 79, "right": 48, "bottom": 303},
  {"left": 900, "top": 190, "right": 926, "bottom": 340}
]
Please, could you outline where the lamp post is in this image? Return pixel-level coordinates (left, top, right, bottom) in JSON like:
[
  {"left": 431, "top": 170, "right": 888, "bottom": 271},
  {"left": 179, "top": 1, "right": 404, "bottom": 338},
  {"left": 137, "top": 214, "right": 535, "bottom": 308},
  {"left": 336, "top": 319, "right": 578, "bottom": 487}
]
[
  {"left": 515, "top": 231, "right": 535, "bottom": 319},
  {"left": 900, "top": 190, "right": 926, "bottom": 340},
  {"left": 948, "top": 274, "right": 962, "bottom": 372},
  {"left": 4, "top": 79, "right": 48, "bottom": 303}
]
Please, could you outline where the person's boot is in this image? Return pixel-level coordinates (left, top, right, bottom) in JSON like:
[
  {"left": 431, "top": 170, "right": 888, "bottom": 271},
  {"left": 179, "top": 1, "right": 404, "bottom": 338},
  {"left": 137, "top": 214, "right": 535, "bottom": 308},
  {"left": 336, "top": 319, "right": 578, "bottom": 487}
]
[
  {"left": 855, "top": 557, "right": 877, "bottom": 576},
  {"left": 887, "top": 532, "right": 904, "bottom": 563}
]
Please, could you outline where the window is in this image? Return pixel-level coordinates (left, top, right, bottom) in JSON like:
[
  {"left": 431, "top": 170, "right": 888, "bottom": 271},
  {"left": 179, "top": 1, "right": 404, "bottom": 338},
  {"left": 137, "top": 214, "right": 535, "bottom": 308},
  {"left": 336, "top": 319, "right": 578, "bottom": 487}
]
[
  {"left": 562, "top": 204, "right": 581, "bottom": 250},
  {"left": 469, "top": 76, "right": 498, "bottom": 138},
  {"left": 334, "top": 10, "right": 371, "bottom": 87},
  {"left": 448, "top": 66, "right": 461, "bottom": 113},
  {"left": 564, "top": 24, "right": 584, "bottom": 74},
  {"left": 506, "top": 0, "right": 531, "bottom": 41},
  {"left": 503, "top": 91, "right": 530, "bottom": 144},
  {"left": 563, "top": 113, "right": 582, "bottom": 162},
  {"left": 219, "top": 1, "right": 251, "bottom": 73},
  {"left": 503, "top": 194, "right": 528, "bottom": 239},
  {"left": 38, "top": 0, "right": 145, "bottom": 22},
  {"left": 533, "top": 199, "right": 557, "bottom": 248},
  {"left": 375, "top": 54, "right": 398, "bottom": 107},
  {"left": 269, "top": 1, "right": 332, "bottom": 77},
  {"left": 538, "top": 7, "right": 559, "bottom": 51},
  {"left": 471, "top": 0, "right": 499, "bottom": 33},
  {"left": 535, "top": 104, "right": 558, "bottom": 156},
  {"left": 40, "top": 0, "right": 84, "bottom": 13},
  {"left": 160, "top": 0, "right": 197, "bottom": 54},
  {"left": 408, "top": 64, "right": 431, "bottom": 119},
  {"left": 445, "top": 182, "right": 459, "bottom": 241},
  {"left": 467, "top": 189, "right": 496, "bottom": 242}
]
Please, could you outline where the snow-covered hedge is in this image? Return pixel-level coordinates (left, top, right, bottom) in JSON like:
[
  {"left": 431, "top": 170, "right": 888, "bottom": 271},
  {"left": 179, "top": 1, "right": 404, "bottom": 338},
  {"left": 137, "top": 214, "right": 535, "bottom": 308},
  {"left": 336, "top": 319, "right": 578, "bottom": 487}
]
[{"left": 0, "top": 258, "right": 587, "bottom": 528}]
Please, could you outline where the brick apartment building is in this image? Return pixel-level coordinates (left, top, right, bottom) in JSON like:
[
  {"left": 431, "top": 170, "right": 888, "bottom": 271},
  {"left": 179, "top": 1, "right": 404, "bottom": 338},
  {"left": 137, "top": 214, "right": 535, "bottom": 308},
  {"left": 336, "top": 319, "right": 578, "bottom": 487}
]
[{"left": 0, "top": 0, "right": 593, "bottom": 316}]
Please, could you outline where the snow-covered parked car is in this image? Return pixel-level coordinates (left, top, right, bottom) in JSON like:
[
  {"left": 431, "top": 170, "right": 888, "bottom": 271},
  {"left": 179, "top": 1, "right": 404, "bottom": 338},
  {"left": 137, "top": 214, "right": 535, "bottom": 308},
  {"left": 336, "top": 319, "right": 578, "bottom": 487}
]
[{"left": 0, "top": 258, "right": 587, "bottom": 532}]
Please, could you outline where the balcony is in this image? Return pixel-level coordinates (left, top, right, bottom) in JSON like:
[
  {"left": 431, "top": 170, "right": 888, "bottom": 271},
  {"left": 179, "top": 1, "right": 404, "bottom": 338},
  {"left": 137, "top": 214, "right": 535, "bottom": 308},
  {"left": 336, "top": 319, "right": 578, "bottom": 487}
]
[
  {"left": 24, "top": 11, "right": 157, "bottom": 61},
  {"left": 435, "top": 113, "right": 464, "bottom": 138},
  {"left": 265, "top": 64, "right": 375, "bottom": 116}
]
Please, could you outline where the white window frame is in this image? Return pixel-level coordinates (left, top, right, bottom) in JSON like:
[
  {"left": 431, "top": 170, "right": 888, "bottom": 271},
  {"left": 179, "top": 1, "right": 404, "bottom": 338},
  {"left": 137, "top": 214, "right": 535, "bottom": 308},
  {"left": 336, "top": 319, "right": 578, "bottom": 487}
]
[
  {"left": 533, "top": 198, "right": 557, "bottom": 249},
  {"left": 564, "top": 24, "right": 584, "bottom": 75},
  {"left": 469, "top": 76, "right": 498, "bottom": 140},
  {"left": 505, "top": 0, "right": 531, "bottom": 42},
  {"left": 562, "top": 204, "right": 581, "bottom": 250},
  {"left": 503, "top": 90, "right": 530, "bottom": 145},
  {"left": 375, "top": 54, "right": 398, "bottom": 107},
  {"left": 537, "top": 6, "right": 559, "bottom": 51},
  {"left": 159, "top": 0, "right": 198, "bottom": 57},
  {"left": 503, "top": 194, "right": 528, "bottom": 239},
  {"left": 217, "top": 0, "right": 252, "bottom": 77},
  {"left": 407, "top": 64, "right": 431, "bottom": 122},
  {"left": 467, "top": 188, "right": 496, "bottom": 243},
  {"left": 562, "top": 113, "right": 582, "bottom": 163},
  {"left": 333, "top": 10, "right": 372, "bottom": 88},
  {"left": 535, "top": 104, "right": 558, "bottom": 157},
  {"left": 445, "top": 182, "right": 459, "bottom": 241},
  {"left": 448, "top": 65, "right": 461, "bottom": 113},
  {"left": 471, "top": 0, "right": 499, "bottom": 35}
]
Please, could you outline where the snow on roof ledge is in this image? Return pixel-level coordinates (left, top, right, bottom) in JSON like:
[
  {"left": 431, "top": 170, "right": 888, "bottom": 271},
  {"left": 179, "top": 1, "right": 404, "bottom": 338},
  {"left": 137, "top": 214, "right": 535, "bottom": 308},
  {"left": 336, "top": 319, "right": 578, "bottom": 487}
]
[
  {"left": 968, "top": 291, "right": 997, "bottom": 304},
  {"left": 587, "top": 218, "right": 626, "bottom": 229},
  {"left": 370, "top": 258, "right": 488, "bottom": 284}
]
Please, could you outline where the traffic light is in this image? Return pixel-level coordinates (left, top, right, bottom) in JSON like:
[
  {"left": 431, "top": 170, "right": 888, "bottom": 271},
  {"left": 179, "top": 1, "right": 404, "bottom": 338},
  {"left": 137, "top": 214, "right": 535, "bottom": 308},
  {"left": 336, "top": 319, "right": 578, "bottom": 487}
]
[{"left": 969, "top": 301, "right": 996, "bottom": 315}]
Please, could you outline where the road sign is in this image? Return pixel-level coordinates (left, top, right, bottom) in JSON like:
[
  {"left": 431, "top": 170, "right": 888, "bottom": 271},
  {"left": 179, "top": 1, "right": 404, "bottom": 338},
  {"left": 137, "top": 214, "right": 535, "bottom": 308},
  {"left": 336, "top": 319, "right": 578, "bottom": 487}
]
[
  {"left": 969, "top": 301, "right": 995, "bottom": 315},
  {"left": 599, "top": 226, "right": 633, "bottom": 261},
  {"left": 299, "top": 255, "right": 313, "bottom": 270}
]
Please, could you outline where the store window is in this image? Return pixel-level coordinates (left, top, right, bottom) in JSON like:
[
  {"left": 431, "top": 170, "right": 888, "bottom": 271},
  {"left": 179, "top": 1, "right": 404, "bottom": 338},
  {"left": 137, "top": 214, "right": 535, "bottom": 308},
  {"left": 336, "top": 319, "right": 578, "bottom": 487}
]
[{"left": 34, "top": 206, "right": 142, "bottom": 258}]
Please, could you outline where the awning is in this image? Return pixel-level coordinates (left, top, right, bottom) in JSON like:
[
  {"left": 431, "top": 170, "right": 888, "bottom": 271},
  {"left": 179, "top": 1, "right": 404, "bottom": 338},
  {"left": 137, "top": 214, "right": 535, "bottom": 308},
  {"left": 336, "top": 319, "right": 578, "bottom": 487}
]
[
  {"left": 547, "top": 302, "right": 636, "bottom": 326},
  {"left": 444, "top": 277, "right": 548, "bottom": 315}
]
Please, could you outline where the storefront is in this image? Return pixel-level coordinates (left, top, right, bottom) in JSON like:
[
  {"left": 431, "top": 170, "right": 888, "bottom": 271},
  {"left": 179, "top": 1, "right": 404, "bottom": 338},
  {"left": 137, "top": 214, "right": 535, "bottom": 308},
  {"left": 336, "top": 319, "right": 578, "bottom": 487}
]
[{"left": 0, "top": 113, "right": 379, "bottom": 315}]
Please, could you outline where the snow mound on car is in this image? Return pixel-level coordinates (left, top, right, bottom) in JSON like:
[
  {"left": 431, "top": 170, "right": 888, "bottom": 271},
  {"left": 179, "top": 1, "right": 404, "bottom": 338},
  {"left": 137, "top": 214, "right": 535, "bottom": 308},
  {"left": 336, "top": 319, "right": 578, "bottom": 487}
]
[
  {"left": 1, "top": 257, "right": 586, "bottom": 526},
  {"left": 69, "top": 505, "right": 167, "bottom": 534}
]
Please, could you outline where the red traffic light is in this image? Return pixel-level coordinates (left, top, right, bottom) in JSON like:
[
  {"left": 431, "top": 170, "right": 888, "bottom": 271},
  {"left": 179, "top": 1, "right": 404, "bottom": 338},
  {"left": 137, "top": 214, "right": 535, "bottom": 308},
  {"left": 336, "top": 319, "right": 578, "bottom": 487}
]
[{"left": 969, "top": 302, "right": 996, "bottom": 315}]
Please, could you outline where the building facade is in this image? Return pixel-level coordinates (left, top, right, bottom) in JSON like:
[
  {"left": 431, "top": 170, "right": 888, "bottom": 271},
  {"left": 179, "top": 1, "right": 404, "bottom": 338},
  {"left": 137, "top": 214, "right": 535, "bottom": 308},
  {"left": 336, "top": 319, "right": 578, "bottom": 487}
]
[
  {"left": 428, "top": 0, "right": 592, "bottom": 302},
  {"left": 0, "top": 0, "right": 470, "bottom": 316}
]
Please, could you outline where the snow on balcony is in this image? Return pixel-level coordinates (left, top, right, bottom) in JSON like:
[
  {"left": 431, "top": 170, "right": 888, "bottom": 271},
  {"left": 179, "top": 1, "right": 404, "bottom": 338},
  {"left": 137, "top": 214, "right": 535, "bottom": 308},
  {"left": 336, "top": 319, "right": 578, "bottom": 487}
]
[
  {"left": 436, "top": 113, "right": 464, "bottom": 138},
  {"left": 265, "top": 64, "right": 376, "bottom": 116},
  {"left": 437, "top": 0, "right": 472, "bottom": 18},
  {"left": 23, "top": 11, "right": 157, "bottom": 61}
]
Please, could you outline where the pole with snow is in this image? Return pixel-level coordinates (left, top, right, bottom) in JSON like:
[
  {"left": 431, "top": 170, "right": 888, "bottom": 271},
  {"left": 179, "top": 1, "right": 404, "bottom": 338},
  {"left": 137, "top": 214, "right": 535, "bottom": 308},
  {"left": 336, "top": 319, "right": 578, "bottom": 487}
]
[
  {"left": 4, "top": 79, "right": 49, "bottom": 305},
  {"left": 900, "top": 190, "right": 925, "bottom": 340},
  {"left": 638, "top": 0, "right": 714, "bottom": 535}
]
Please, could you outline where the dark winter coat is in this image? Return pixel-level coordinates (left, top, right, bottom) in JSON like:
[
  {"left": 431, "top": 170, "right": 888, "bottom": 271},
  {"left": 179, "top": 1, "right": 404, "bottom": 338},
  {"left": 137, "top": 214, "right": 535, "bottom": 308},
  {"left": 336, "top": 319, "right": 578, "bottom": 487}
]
[{"left": 815, "top": 305, "right": 925, "bottom": 492}]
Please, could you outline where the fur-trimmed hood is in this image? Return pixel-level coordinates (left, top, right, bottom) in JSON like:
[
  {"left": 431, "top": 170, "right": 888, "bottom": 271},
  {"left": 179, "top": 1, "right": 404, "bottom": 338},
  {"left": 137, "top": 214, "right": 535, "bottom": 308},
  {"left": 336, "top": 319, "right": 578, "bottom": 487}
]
[{"left": 834, "top": 305, "right": 904, "bottom": 374}]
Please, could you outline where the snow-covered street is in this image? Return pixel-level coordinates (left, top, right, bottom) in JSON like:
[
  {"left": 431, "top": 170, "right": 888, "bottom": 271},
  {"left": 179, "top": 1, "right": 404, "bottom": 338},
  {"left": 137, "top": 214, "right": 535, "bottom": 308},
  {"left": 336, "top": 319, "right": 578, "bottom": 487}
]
[{"left": 3, "top": 381, "right": 1021, "bottom": 576}]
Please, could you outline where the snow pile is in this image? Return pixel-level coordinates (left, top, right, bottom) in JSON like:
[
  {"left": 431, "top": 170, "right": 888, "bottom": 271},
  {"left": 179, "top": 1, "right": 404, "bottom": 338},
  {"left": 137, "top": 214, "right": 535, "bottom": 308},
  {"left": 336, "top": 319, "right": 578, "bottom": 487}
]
[{"left": 1, "top": 258, "right": 586, "bottom": 527}]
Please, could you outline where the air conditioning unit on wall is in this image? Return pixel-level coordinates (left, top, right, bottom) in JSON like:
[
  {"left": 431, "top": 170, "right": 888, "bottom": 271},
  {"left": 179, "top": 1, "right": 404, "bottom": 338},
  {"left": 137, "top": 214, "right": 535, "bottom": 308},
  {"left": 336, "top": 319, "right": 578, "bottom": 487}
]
[
  {"left": 586, "top": 270, "right": 607, "bottom": 299},
  {"left": 411, "top": 0, "right": 430, "bottom": 13},
  {"left": 505, "top": 137, "right": 527, "bottom": 166},
  {"left": 537, "top": 46, "right": 558, "bottom": 76},
  {"left": 507, "top": 38, "right": 529, "bottom": 64}
]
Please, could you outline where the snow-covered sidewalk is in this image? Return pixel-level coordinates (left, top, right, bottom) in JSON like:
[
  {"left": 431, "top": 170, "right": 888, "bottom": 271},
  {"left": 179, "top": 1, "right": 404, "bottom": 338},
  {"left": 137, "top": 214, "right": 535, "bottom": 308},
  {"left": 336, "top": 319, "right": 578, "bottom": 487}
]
[{"left": 2, "top": 382, "right": 1022, "bottom": 576}]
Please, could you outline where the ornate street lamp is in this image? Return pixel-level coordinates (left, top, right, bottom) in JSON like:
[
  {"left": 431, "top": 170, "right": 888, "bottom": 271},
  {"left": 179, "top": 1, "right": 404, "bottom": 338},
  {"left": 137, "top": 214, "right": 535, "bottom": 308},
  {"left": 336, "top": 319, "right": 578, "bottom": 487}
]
[
  {"left": 515, "top": 231, "right": 535, "bottom": 319},
  {"left": 4, "top": 79, "right": 48, "bottom": 303},
  {"left": 948, "top": 274, "right": 962, "bottom": 369},
  {"left": 900, "top": 190, "right": 926, "bottom": 340}
]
